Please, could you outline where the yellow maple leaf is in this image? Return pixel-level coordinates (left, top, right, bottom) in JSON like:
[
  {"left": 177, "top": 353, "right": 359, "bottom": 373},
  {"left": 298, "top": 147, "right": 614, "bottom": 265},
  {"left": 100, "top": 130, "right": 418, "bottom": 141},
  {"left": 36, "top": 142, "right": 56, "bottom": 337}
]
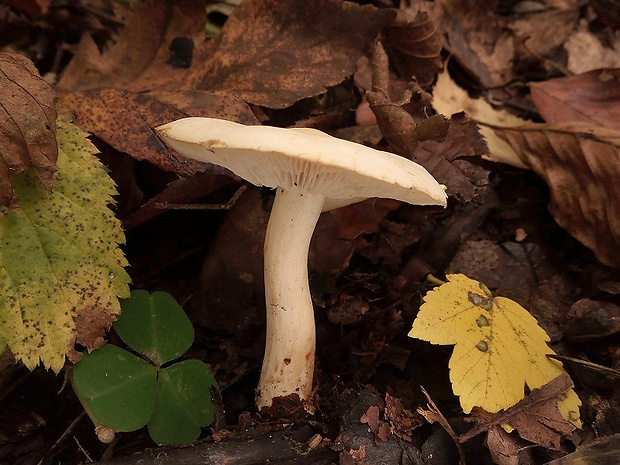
[{"left": 409, "top": 274, "right": 581, "bottom": 427}]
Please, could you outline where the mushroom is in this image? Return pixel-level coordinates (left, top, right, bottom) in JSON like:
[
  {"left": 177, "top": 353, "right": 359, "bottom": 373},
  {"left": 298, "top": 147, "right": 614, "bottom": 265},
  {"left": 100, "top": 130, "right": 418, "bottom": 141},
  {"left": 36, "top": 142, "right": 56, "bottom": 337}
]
[{"left": 156, "top": 117, "right": 447, "bottom": 413}]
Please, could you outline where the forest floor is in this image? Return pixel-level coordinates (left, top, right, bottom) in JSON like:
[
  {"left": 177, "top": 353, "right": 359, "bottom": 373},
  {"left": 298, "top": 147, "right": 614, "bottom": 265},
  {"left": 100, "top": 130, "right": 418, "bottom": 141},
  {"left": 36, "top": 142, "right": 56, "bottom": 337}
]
[{"left": 0, "top": 1, "right": 619, "bottom": 464}]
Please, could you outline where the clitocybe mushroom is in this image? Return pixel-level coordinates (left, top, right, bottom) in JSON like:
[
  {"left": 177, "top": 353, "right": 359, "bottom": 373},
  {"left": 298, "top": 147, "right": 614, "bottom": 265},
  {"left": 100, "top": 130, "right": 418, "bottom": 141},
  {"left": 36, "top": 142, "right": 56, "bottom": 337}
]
[{"left": 156, "top": 117, "right": 447, "bottom": 414}]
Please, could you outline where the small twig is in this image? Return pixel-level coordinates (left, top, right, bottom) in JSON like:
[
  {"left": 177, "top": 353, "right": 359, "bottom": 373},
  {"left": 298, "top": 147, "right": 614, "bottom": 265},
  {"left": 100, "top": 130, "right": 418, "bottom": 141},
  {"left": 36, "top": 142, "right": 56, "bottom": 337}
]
[
  {"left": 418, "top": 386, "right": 467, "bottom": 465},
  {"left": 154, "top": 185, "right": 247, "bottom": 210},
  {"left": 74, "top": 435, "right": 94, "bottom": 463},
  {"left": 37, "top": 411, "right": 88, "bottom": 465},
  {"left": 547, "top": 354, "right": 620, "bottom": 379}
]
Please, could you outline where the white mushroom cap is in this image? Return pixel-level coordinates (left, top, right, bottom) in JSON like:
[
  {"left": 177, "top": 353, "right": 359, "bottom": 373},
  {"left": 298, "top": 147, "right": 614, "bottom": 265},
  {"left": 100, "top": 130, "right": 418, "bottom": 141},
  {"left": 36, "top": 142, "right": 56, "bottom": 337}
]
[{"left": 156, "top": 117, "right": 447, "bottom": 210}]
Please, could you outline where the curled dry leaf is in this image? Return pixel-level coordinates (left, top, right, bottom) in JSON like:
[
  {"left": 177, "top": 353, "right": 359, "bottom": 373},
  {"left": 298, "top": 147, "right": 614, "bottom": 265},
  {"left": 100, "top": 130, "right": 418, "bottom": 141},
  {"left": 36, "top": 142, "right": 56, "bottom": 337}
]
[
  {"left": 383, "top": 10, "right": 443, "bottom": 88},
  {"left": 413, "top": 0, "right": 577, "bottom": 88},
  {"left": 384, "top": 393, "right": 423, "bottom": 442},
  {"left": 192, "top": 0, "right": 396, "bottom": 108},
  {"left": 493, "top": 122, "right": 620, "bottom": 268},
  {"left": 367, "top": 42, "right": 489, "bottom": 200},
  {"left": 0, "top": 52, "right": 57, "bottom": 207},
  {"left": 416, "top": 0, "right": 515, "bottom": 88},
  {"left": 531, "top": 69, "right": 620, "bottom": 132}
]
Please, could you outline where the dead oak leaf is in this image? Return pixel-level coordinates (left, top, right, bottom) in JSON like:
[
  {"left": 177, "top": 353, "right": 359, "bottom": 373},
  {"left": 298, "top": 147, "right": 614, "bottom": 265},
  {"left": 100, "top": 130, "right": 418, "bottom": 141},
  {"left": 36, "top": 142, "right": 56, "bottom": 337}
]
[
  {"left": 493, "top": 122, "right": 620, "bottom": 268},
  {"left": 0, "top": 52, "right": 57, "bottom": 207},
  {"left": 190, "top": 0, "right": 396, "bottom": 108}
]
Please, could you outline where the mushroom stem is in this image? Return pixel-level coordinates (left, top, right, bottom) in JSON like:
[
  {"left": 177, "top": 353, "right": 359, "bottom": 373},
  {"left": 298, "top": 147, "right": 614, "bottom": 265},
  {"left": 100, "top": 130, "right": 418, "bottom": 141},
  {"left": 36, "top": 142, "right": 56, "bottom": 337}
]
[{"left": 257, "top": 187, "right": 325, "bottom": 411}]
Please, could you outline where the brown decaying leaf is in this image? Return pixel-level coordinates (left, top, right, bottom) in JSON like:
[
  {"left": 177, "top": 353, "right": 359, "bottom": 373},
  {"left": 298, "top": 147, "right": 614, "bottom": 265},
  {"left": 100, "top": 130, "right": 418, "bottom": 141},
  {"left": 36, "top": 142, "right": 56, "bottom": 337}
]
[
  {"left": 330, "top": 198, "right": 401, "bottom": 241},
  {"left": 59, "top": 88, "right": 257, "bottom": 176},
  {"left": 411, "top": 112, "right": 489, "bottom": 201},
  {"left": 486, "top": 426, "right": 533, "bottom": 465},
  {"left": 3, "top": 0, "right": 50, "bottom": 17},
  {"left": 416, "top": 0, "right": 515, "bottom": 87},
  {"left": 191, "top": 0, "right": 396, "bottom": 108},
  {"left": 460, "top": 374, "right": 576, "bottom": 451},
  {"left": 383, "top": 10, "right": 443, "bottom": 88},
  {"left": 0, "top": 52, "right": 57, "bottom": 207},
  {"left": 384, "top": 393, "right": 422, "bottom": 442},
  {"left": 57, "top": 0, "right": 261, "bottom": 175},
  {"left": 494, "top": 122, "right": 620, "bottom": 268},
  {"left": 531, "top": 69, "right": 620, "bottom": 132},
  {"left": 409, "top": 0, "right": 578, "bottom": 88},
  {"left": 57, "top": 0, "right": 206, "bottom": 92},
  {"left": 360, "top": 405, "right": 391, "bottom": 446},
  {"left": 60, "top": 88, "right": 202, "bottom": 176}
]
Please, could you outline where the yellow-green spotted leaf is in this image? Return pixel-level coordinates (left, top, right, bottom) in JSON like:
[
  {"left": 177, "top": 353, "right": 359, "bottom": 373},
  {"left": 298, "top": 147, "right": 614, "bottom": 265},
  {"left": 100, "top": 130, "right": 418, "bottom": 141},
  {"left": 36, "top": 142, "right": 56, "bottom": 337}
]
[
  {"left": 409, "top": 274, "right": 581, "bottom": 427},
  {"left": 0, "top": 111, "right": 131, "bottom": 372}
]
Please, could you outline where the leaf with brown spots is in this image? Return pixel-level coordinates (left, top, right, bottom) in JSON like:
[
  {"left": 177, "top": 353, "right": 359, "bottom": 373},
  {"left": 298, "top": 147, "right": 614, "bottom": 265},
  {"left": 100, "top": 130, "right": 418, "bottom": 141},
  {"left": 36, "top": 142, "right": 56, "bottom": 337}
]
[
  {"left": 409, "top": 274, "right": 581, "bottom": 426},
  {"left": 0, "top": 52, "right": 57, "bottom": 207},
  {"left": 190, "top": 0, "right": 396, "bottom": 108},
  {"left": 0, "top": 110, "right": 131, "bottom": 372}
]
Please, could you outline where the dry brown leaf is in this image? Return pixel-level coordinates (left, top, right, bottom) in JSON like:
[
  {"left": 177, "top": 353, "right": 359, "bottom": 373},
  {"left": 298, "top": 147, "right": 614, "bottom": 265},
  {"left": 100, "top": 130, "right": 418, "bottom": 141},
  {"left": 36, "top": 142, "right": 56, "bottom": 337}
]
[
  {"left": 384, "top": 393, "right": 422, "bottom": 442},
  {"left": 493, "top": 122, "right": 620, "bottom": 268},
  {"left": 531, "top": 69, "right": 620, "bottom": 132},
  {"left": 416, "top": 0, "right": 515, "bottom": 87},
  {"left": 0, "top": 52, "right": 57, "bottom": 207},
  {"left": 360, "top": 405, "right": 391, "bottom": 446},
  {"left": 57, "top": 0, "right": 206, "bottom": 92},
  {"left": 3, "top": 0, "right": 50, "bottom": 17},
  {"left": 330, "top": 199, "right": 401, "bottom": 241},
  {"left": 461, "top": 374, "right": 577, "bottom": 451},
  {"left": 191, "top": 0, "right": 396, "bottom": 108},
  {"left": 509, "top": 7, "right": 578, "bottom": 62},
  {"left": 410, "top": 0, "right": 578, "bottom": 88},
  {"left": 564, "top": 26, "right": 620, "bottom": 74},
  {"left": 411, "top": 112, "right": 489, "bottom": 201},
  {"left": 486, "top": 426, "right": 533, "bottom": 465},
  {"left": 59, "top": 88, "right": 257, "bottom": 176},
  {"left": 383, "top": 10, "right": 443, "bottom": 88}
]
